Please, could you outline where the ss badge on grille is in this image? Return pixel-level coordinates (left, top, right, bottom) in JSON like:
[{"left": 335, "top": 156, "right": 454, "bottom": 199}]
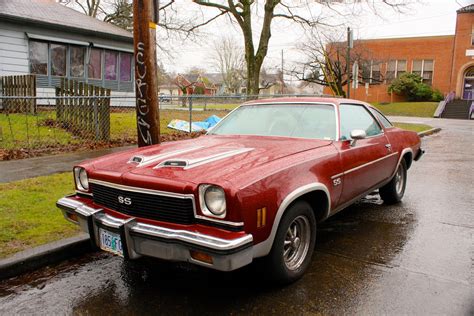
[{"left": 118, "top": 196, "right": 132, "bottom": 205}]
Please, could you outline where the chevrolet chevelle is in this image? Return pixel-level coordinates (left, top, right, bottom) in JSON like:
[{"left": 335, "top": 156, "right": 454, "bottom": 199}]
[{"left": 57, "top": 97, "right": 423, "bottom": 283}]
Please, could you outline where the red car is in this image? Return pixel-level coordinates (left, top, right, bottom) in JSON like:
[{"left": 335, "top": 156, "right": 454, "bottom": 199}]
[{"left": 57, "top": 97, "right": 423, "bottom": 283}]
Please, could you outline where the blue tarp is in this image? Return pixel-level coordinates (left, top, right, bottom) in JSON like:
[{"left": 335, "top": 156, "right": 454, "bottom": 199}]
[{"left": 167, "top": 115, "right": 221, "bottom": 133}]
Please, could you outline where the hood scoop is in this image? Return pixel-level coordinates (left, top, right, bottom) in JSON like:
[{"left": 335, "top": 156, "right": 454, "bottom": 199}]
[
  {"left": 154, "top": 147, "right": 254, "bottom": 170},
  {"left": 128, "top": 146, "right": 204, "bottom": 167}
]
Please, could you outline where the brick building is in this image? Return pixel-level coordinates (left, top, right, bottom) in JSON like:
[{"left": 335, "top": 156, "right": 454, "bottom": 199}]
[{"left": 324, "top": 4, "right": 474, "bottom": 103}]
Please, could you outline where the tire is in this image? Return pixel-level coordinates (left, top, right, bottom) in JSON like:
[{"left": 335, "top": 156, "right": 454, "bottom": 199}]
[
  {"left": 380, "top": 159, "right": 407, "bottom": 204},
  {"left": 266, "top": 200, "right": 317, "bottom": 284}
]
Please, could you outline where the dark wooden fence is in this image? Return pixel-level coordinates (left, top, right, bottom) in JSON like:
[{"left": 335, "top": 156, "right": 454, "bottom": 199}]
[
  {"left": 0, "top": 75, "right": 36, "bottom": 113},
  {"left": 55, "top": 78, "right": 111, "bottom": 141}
]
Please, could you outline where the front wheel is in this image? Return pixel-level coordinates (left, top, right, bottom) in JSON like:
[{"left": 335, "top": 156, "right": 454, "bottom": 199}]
[
  {"left": 266, "top": 201, "right": 316, "bottom": 284},
  {"left": 380, "top": 159, "right": 407, "bottom": 204}
]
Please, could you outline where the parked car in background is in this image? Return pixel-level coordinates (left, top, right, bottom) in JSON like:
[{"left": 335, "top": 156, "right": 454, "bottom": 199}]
[
  {"left": 159, "top": 93, "right": 171, "bottom": 103},
  {"left": 57, "top": 97, "right": 423, "bottom": 283}
]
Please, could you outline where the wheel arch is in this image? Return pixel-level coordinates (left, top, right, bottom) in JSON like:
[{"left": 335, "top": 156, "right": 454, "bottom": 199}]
[
  {"left": 252, "top": 183, "right": 330, "bottom": 258},
  {"left": 402, "top": 151, "right": 413, "bottom": 169}
]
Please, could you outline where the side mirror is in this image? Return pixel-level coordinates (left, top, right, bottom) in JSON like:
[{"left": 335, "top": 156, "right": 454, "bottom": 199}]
[{"left": 350, "top": 129, "right": 366, "bottom": 147}]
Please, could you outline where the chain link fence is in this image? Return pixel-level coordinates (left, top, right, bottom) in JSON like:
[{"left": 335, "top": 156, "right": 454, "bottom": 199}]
[{"left": 0, "top": 94, "right": 328, "bottom": 160}]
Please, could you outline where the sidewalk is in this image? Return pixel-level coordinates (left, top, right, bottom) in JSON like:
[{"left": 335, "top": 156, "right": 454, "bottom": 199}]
[{"left": 0, "top": 145, "right": 135, "bottom": 183}]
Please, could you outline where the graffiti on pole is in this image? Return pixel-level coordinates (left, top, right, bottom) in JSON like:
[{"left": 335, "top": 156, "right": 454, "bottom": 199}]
[{"left": 135, "top": 41, "right": 152, "bottom": 145}]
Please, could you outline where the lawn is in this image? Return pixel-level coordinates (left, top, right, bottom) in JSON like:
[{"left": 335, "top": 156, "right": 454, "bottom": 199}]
[
  {"left": 393, "top": 122, "right": 432, "bottom": 133},
  {"left": 0, "top": 109, "right": 229, "bottom": 152},
  {"left": 0, "top": 172, "right": 80, "bottom": 258},
  {"left": 372, "top": 102, "right": 438, "bottom": 117}
]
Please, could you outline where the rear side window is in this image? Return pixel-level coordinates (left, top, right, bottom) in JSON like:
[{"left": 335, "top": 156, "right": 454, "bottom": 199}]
[
  {"left": 370, "top": 108, "right": 393, "bottom": 128},
  {"left": 339, "top": 104, "right": 382, "bottom": 140}
]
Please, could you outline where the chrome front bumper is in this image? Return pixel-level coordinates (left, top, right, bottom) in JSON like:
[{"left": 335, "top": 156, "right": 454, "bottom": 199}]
[{"left": 56, "top": 196, "right": 254, "bottom": 271}]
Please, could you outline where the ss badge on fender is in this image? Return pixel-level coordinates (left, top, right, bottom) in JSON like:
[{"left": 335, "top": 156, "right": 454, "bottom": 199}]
[{"left": 333, "top": 177, "right": 342, "bottom": 187}]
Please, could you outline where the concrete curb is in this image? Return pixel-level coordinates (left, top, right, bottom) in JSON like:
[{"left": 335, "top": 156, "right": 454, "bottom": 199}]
[
  {"left": 418, "top": 127, "right": 442, "bottom": 137},
  {"left": 0, "top": 233, "right": 92, "bottom": 281}
]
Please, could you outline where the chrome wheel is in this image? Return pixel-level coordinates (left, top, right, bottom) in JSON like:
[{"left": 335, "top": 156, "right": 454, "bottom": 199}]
[
  {"left": 283, "top": 215, "right": 311, "bottom": 271},
  {"left": 395, "top": 164, "right": 405, "bottom": 195}
]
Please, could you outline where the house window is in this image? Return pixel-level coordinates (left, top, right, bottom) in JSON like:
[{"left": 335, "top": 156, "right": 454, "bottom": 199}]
[
  {"left": 29, "top": 41, "right": 48, "bottom": 75},
  {"left": 370, "top": 61, "right": 381, "bottom": 84},
  {"left": 51, "top": 44, "right": 67, "bottom": 76},
  {"left": 386, "top": 60, "right": 396, "bottom": 82},
  {"left": 412, "top": 59, "right": 434, "bottom": 85},
  {"left": 70, "top": 46, "right": 85, "bottom": 77},
  {"left": 105, "top": 51, "right": 118, "bottom": 80},
  {"left": 119, "top": 53, "right": 132, "bottom": 82},
  {"left": 88, "top": 48, "right": 102, "bottom": 80}
]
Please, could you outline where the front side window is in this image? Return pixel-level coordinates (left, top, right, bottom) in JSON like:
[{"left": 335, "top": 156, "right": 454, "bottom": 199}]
[
  {"left": 105, "top": 51, "right": 118, "bottom": 80},
  {"left": 51, "top": 44, "right": 66, "bottom": 76},
  {"left": 370, "top": 108, "right": 393, "bottom": 128},
  {"left": 29, "top": 41, "right": 48, "bottom": 75},
  {"left": 339, "top": 104, "right": 382, "bottom": 140},
  {"left": 209, "top": 104, "right": 337, "bottom": 140},
  {"left": 70, "top": 46, "right": 85, "bottom": 77}
]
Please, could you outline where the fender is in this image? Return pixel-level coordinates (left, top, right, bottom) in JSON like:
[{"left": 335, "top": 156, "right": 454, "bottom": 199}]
[
  {"left": 252, "top": 182, "right": 330, "bottom": 258},
  {"left": 392, "top": 148, "right": 413, "bottom": 178}
]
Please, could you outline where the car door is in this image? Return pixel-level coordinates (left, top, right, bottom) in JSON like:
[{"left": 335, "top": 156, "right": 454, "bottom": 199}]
[{"left": 335, "top": 103, "right": 397, "bottom": 206}]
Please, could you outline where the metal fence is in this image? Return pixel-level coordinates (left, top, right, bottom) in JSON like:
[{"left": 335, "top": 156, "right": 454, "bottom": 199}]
[{"left": 0, "top": 94, "right": 330, "bottom": 160}]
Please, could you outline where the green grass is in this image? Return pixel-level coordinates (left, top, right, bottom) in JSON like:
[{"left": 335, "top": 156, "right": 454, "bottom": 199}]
[
  {"left": 372, "top": 102, "right": 438, "bottom": 117},
  {"left": 1, "top": 110, "right": 229, "bottom": 151},
  {"left": 393, "top": 122, "right": 432, "bottom": 133},
  {"left": 0, "top": 111, "right": 79, "bottom": 150},
  {"left": 0, "top": 172, "right": 80, "bottom": 258}
]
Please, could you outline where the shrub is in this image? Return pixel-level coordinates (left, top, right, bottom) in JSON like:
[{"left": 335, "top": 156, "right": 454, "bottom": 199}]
[
  {"left": 388, "top": 73, "right": 440, "bottom": 102},
  {"left": 431, "top": 89, "right": 444, "bottom": 102}
]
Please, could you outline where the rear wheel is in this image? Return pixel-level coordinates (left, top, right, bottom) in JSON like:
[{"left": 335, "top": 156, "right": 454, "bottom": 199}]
[
  {"left": 380, "top": 159, "right": 407, "bottom": 204},
  {"left": 266, "top": 201, "right": 316, "bottom": 284}
]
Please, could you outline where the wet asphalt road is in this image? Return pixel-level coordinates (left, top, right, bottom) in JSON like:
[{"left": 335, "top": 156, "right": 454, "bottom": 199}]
[{"left": 0, "top": 119, "right": 472, "bottom": 315}]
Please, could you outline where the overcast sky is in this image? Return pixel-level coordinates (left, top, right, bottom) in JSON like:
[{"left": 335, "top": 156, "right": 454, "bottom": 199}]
[{"left": 159, "top": 0, "right": 469, "bottom": 75}]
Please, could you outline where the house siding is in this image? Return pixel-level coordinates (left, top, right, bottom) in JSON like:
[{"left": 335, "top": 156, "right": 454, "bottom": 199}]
[{"left": 0, "top": 22, "right": 29, "bottom": 76}]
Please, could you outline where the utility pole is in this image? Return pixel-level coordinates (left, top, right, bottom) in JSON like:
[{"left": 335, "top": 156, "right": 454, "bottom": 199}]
[
  {"left": 133, "top": 0, "right": 160, "bottom": 147},
  {"left": 346, "top": 27, "right": 352, "bottom": 99},
  {"left": 281, "top": 50, "right": 284, "bottom": 94}
]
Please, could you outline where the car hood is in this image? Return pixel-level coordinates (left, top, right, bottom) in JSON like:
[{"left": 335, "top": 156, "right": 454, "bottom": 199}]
[{"left": 87, "top": 135, "right": 332, "bottom": 186}]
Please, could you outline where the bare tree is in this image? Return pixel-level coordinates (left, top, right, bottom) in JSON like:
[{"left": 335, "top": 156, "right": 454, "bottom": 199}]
[
  {"left": 192, "top": 0, "right": 411, "bottom": 96},
  {"left": 293, "top": 31, "right": 382, "bottom": 97},
  {"left": 211, "top": 37, "right": 244, "bottom": 94}
]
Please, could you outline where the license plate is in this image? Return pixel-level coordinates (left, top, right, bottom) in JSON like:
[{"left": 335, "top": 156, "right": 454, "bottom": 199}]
[{"left": 99, "top": 228, "right": 124, "bottom": 257}]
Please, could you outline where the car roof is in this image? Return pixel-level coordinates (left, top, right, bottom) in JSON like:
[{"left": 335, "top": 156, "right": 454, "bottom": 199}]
[{"left": 242, "top": 97, "right": 368, "bottom": 107}]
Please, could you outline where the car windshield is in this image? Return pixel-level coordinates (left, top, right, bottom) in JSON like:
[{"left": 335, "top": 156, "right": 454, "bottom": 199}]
[{"left": 209, "top": 104, "right": 337, "bottom": 140}]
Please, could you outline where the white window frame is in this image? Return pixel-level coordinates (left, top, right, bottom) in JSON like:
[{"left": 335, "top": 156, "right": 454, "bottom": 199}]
[{"left": 411, "top": 59, "right": 435, "bottom": 84}]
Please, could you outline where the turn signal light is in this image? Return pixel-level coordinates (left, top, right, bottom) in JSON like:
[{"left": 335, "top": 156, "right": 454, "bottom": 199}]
[
  {"left": 256, "top": 207, "right": 267, "bottom": 228},
  {"left": 66, "top": 212, "right": 79, "bottom": 223},
  {"left": 190, "top": 250, "right": 213, "bottom": 264}
]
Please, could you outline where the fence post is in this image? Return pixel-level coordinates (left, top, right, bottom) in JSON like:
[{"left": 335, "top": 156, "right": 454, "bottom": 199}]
[
  {"left": 189, "top": 95, "right": 193, "bottom": 133},
  {"left": 93, "top": 90, "right": 99, "bottom": 142}
]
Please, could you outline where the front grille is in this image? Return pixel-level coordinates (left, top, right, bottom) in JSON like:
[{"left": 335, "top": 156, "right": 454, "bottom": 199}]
[{"left": 91, "top": 183, "right": 195, "bottom": 224}]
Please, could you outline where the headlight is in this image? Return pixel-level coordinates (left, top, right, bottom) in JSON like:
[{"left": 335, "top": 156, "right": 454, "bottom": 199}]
[
  {"left": 74, "top": 167, "right": 89, "bottom": 191},
  {"left": 199, "top": 185, "right": 226, "bottom": 218}
]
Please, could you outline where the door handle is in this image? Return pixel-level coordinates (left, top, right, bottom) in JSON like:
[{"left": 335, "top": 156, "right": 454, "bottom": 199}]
[{"left": 385, "top": 144, "right": 392, "bottom": 151}]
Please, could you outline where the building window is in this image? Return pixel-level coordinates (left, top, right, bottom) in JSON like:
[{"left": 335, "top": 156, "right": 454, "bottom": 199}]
[
  {"left": 386, "top": 60, "right": 396, "bottom": 83},
  {"left": 88, "top": 48, "right": 102, "bottom": 80},
  {"left": 70, "top": 46, "right": 85, "bottom": 77},
  {"left": 396, "top": 60, "right": 407, "bottom": 77},
  {"left": 105, "top": 51, "right": 118, "bottom": 80},
  {"left": 51, "top": 44, "right": 66, "bottom": 76},
  {"left": 119, "top": 53, "right": 132, "bottom": 82},
  {"left": 412, "top": 59, "right": 434, "bottom": 85},
  {"left": 370, "top": 61, "right": 381, "bottom": 84},
  {"left": 29, "top": 41, "right": 49, "bottom": 75},
  {"left": 471, "top": 25, "right": 474, "bottom": 46}
]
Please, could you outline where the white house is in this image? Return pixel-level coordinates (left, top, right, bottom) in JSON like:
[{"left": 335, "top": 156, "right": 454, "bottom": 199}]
[{"left": 0, "top": 0, "right": 134, "bottom": 99}]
